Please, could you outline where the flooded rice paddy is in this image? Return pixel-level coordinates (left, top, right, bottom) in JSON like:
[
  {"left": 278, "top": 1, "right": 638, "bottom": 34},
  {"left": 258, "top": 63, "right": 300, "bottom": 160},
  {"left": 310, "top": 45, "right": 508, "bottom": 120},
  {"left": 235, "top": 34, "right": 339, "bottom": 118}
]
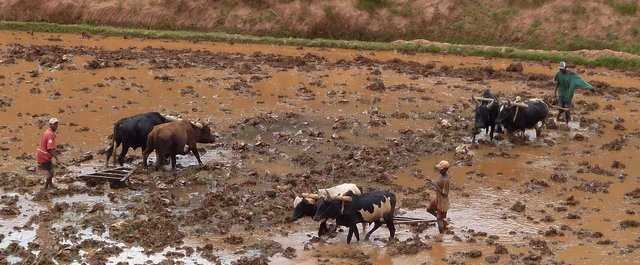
[{"left": 0, "top": 31, "right": 639, "bottom": 264}]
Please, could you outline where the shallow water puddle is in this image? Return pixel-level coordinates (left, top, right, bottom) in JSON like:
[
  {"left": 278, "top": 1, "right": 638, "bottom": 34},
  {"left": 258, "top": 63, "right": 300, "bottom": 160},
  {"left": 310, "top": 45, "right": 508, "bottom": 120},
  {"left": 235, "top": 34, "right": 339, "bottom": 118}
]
[{"left": 0, "top": 192, "right": 44, "bottom": 249}]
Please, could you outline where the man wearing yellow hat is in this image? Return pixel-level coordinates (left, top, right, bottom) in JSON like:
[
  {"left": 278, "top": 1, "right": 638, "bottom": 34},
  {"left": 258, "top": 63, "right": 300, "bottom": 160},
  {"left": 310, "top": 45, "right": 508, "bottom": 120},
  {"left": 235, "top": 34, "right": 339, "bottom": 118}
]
[
  {"left": 36, "top": 118, "right": 60, "bottom": 189},
  {"left": 427, "top": 160, "right": 450, "bottom": 233}
]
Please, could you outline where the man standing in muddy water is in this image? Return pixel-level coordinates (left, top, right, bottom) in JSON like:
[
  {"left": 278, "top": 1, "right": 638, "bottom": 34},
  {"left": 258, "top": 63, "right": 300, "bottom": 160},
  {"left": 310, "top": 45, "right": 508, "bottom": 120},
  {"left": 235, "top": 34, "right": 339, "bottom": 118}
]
[
  {"left": 554, "top": 61, "right": 593, "bottom": 124},
  {"left": 427, "top": 160, "right": 450, "bottom": 234},
  {"left": 36, "top": 118, "right": 60, "bottom": 190}
]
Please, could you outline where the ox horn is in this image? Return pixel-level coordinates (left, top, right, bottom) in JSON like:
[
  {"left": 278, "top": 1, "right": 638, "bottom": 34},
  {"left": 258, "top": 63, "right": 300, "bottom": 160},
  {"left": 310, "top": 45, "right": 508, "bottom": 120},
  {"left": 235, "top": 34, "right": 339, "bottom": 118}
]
[{"left": 301, "top": 193, "right": 320, "bottom": 199}]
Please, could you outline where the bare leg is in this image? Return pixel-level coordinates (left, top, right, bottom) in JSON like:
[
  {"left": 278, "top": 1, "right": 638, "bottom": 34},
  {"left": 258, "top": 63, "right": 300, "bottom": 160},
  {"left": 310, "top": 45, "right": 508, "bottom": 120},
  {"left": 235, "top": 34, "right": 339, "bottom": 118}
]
[
  {"left": 44, "top": 167, "right": 54, "bottom": 189},
  {"left": 437, "top": 211, "right": 447, "bottom": 234}
]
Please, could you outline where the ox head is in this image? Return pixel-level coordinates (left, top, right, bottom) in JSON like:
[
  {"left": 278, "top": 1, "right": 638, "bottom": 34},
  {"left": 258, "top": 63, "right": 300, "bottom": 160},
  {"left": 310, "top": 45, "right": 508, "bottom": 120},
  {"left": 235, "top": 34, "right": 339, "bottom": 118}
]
[
  {"left": 292, "top": 193, "right": 318, "bottom": 220},
  {"left": 472, "top": 95, "right": 499, "bottom": 133},
  {"left": 192, "top": 119, "right": 217, "bottom": 143},
  {"left": 312, "top": 193, "right": 352, "bottom": 222}
]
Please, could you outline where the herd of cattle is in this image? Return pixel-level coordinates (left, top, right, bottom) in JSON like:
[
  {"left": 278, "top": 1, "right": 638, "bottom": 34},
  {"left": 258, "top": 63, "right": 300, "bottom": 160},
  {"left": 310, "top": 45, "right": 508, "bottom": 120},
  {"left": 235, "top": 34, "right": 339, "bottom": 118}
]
[{"left": 99, "top": 89, "right": 550, "bottom": 243}]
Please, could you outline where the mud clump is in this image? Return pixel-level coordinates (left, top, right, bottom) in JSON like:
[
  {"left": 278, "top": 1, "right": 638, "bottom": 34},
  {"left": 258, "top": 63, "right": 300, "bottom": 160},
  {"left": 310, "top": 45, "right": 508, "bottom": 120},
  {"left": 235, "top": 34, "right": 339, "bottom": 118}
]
[
  {"left": 626, "top": 189, "right": 640, "bottom": 199},
  {"left": 246, "top": 239, "right": 284, "bottom": 257},
  {"left": 232, "top": 256, "right": 269, "bottom": 265},
  {"left": 575, "top": 180, "right": 611, "bottom": 193},
  {"left": 0, "top": 205, "right": 20, "bottom": 216},
  {"left": 494, "top": 244, "right": 509, "bottom": 255},
  {"left": 620, "top": 220, "right": 640, "bottom": 229},
  {"left": 110, "top": 214, "right": 184, "bottom": 250},
  {"left": 506, "top": 62, "right": 524, "bottom": 73},
  {"left": 529, "top": 239, "right": 552, "bottom": 254},
  {"left": 601, "top": 136, "right": 626, "bottom": 151},
  {"left": 550, "top": 173, "right": 567, "bottom": 183},
  {"left": 485, "top": 255, "right": 500, "bottom": 263},
  {"left": 365, "top": 78, "right": 385, "bottom": 91},
  {"left": 291, "top": 153, "right": 317, "bottom": 167},
  {"left": 459, "top": 249, "right": 482, "bottom": 258},
  {"left": 224, "top": 235, "right": 244, "bottom": 245},
  {"left": 388, "top": 237, "right": 431, "bottom": 256},
  {"left": 510, "top": 201, "right": 526, "bottom": 212},
  {"left": 0, "top": 96, "right": 13, "bottom": 109}
]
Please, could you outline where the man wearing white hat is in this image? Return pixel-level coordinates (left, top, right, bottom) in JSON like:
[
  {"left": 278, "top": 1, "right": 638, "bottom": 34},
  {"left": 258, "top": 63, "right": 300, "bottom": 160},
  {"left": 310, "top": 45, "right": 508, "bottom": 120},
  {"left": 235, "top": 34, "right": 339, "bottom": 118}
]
[
  {"left": 554, "top": 61, "right": 593, "bottom": 124},
  {"left": 36, "top": 118, "right": 60, "bottom": 189},
  {"left": 427, "top": 160, "right": 450, "bottom": 233}
]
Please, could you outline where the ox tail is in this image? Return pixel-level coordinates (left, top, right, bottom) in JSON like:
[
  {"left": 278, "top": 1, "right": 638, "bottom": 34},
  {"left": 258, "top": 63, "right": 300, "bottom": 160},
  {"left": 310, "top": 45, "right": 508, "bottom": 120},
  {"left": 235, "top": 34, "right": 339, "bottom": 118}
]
[{"left": 110, "top": 126, "right": 118, "bottom": 167}]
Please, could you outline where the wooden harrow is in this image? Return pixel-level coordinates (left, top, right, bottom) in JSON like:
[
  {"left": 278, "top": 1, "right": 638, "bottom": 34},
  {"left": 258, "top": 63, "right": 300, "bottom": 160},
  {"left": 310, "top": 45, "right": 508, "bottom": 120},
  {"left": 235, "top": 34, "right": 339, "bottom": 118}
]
[{"left": 77, "top": 166, "right": 135, "bottom": 188}]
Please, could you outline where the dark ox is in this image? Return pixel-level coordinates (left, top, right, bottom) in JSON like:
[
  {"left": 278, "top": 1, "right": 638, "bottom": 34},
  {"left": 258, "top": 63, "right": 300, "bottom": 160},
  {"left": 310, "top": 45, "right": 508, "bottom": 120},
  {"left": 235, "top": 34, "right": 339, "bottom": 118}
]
[
  {"left": 142, "top": 120, "right": 216, "bottom": 170},
  {"left": 292, "top": 197, "right": 333, "bottom": 236},
  {"left": 472, "top": 90, "right": 500, "bottom": 142},
  {"left": 292, "top": 183, "right": 363, "bottom": 237},
  {"left": 105, "top": 112, "right": 174, "bottom": 166},
  {"left": 496, "top": 99, "right": 549, "bottom": 138},
  {"left": 313, "top": 191, "right": 396, "bottom": 244}
]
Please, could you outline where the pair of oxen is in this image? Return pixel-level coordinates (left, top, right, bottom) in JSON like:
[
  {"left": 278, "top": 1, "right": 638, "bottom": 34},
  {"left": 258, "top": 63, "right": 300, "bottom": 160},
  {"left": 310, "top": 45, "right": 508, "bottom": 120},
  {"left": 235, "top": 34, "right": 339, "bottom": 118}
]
[
  {"left": 472, "top": 90, "right": 550, "bottom": 142},
  {"left": 104, "top": 112, "right": 218, "bottom": 170},
  {"left": 292, "top": 183, "right": 396, "bottom": 244}
]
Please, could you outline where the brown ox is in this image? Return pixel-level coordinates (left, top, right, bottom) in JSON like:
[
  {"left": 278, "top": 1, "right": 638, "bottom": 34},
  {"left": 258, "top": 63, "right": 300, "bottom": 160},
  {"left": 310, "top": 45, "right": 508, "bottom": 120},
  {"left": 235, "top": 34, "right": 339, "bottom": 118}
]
[{"left": 142, "top": 120, "right": 216, "bottom": 171}]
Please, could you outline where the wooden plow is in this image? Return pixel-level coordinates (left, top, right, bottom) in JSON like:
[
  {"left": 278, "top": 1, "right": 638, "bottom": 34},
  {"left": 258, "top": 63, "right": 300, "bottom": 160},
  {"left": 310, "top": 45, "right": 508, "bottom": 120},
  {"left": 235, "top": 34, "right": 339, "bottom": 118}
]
[
  {"left": 393, "top": 215, "right": 437, "bottom": 225},
  {"left": 77, "top": 166, "right": 135, "bottom": 188}
]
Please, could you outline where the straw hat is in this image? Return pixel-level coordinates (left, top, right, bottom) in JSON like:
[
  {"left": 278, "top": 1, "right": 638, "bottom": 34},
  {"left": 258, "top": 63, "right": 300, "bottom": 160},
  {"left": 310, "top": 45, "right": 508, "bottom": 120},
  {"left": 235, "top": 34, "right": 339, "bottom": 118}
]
[{"left": 435, "top": 160, "right": 450, "bottom": 170}]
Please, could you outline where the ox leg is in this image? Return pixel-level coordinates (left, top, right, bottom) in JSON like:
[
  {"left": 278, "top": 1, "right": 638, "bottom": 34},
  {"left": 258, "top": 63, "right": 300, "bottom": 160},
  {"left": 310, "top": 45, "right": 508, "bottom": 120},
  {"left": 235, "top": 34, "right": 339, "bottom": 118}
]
[
  {"left": 105, "top": 142, "right": 115, "bottom": 167},
  {"left": 118, "top": 144, "right": 129, "bottom": 166},
  {"left": 190, "top": 146, "right": 204, "bottom": 166},
  {"left": 536, "top": 121, "right": 544, "bottom": 138},
  {"left": 347, "top": 226, "right": 354, "bottom": 244},
  {"left": 318, "top": 221, "right": 328, "bottom": 237},
  {"left": 361, "top": 223, "right": 368, "bottom": 236},
  {"left": 142, "top": 146, "right": 153, "bottom": 169},
  {"left": 155, "top": 152, "right": 164, "bottom": 171},
  {"left": 365, "top": 221, "right": 383, "bottom": 240},
  {"left": 352, "top": 224, "right": 360, "bottom": 242},
  {"left": 385, "top": 216, "right": 396, "bottom": 239},
  {"left": 170, "top": 155, "right": 177, "bottom": 171},
  {"left": 489, "top": 125, "right": 495, "bottom": 141}
]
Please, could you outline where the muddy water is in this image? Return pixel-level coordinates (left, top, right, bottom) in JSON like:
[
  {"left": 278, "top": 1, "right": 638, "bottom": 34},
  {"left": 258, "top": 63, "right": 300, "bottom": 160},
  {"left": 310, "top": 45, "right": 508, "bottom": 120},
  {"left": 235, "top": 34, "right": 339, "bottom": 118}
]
[{"left": 1, "top": 31, "right": 639, "bottom": 265}]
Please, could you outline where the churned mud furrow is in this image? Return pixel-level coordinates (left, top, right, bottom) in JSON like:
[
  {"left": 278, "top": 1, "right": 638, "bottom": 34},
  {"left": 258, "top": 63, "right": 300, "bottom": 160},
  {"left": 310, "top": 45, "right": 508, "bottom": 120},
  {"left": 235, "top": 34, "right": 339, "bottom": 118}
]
[{"left": 0, "top": 31, "right": 639, "bottom": 265}]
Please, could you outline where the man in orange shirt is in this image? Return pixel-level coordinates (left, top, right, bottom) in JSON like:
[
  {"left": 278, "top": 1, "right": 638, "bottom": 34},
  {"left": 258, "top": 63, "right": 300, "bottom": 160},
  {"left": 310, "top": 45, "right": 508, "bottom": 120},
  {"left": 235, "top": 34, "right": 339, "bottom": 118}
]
[{"left": 36, "top": 118, "right": 60, "bottom": 189}]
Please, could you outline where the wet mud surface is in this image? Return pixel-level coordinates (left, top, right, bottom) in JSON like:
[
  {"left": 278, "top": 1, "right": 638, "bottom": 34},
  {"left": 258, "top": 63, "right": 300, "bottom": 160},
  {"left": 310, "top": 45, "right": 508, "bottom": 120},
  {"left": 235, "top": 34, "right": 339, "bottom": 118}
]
[{"left": 1, "top": 31, "right": 639, "bottom": 264}]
